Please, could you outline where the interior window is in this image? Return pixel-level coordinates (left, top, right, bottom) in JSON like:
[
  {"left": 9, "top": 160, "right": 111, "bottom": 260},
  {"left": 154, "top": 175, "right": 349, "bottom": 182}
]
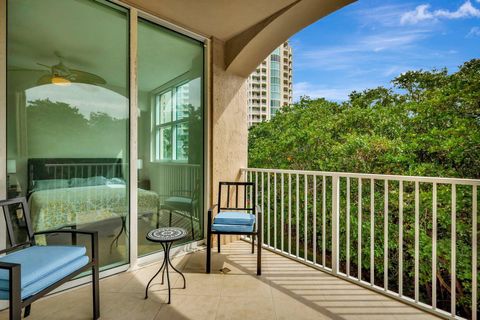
[{"left": 153, "top": 81, "right": 195, "bottom": 162}]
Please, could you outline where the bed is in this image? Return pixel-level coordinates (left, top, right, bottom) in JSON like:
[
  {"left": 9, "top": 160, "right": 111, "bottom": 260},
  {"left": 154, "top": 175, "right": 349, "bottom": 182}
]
[{"left": 27, "top": 158, "right": 159, "bottom": 233}]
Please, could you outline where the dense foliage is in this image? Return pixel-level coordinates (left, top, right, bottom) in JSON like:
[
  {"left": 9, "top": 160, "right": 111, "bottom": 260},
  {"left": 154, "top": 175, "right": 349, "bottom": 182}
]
[
  {"left": 249, "top": 59, "right": 480, "bottom": 179},
  {"left": 248, "top": 59, "right": 480, "bottom": 317}
]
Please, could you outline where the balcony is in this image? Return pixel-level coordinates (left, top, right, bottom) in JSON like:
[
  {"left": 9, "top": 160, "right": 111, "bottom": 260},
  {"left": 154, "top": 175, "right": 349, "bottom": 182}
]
[
  {"left": 1, "top": 167, "right": 476, "bottom": 319},
  {"left": 0, "top": 240, "right": 438, "bottom": 320}
]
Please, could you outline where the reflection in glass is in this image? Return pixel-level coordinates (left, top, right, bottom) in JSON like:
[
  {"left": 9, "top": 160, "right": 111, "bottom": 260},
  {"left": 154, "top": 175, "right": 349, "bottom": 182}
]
[
  {"left": 7, "top": 0, "right": 130, "bottom": 269},
  {"left": 138, "top": 18, "right": 204, "bottom": 256}
]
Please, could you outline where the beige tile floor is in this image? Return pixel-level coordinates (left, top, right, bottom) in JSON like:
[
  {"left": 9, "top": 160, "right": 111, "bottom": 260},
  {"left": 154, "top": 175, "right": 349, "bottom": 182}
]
[{"left": 0, "top": 241, "right": 439, "bottom": 320}]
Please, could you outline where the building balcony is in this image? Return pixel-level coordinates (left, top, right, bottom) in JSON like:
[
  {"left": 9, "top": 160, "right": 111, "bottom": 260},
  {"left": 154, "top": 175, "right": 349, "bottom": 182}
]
[{"left": 0, "top": 167, "right": 475, "bottom": 320}]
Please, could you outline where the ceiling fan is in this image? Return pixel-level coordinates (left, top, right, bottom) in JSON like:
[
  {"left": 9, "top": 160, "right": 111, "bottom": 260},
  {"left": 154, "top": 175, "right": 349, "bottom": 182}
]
[{"left": 36, "top": 52, "right": 106, "bottom": 86}]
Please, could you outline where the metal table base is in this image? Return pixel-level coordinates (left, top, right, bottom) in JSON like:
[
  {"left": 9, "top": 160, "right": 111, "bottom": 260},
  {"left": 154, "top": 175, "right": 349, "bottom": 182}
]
[{"left": 144, "top": 241, "right": 186, "bottom": 304}]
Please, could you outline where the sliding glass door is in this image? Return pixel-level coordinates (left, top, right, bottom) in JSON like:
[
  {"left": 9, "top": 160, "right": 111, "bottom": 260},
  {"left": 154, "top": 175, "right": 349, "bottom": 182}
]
[
  {"left": 5, "top": 0, "right": 205, "bottom": 271},
  {"left": 6, "top": 0, "right": 130, "bottom": 269},
  {"left": 137, "top": 18, "right": 204, "bottom": 256}
]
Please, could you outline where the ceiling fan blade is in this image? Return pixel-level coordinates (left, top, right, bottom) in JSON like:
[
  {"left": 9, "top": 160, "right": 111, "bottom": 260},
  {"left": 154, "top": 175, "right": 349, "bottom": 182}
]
[
  {"left": 69, "top": 69, "right": 106, "bottom": 85},
  {"left": 8, "top": 66, "right": 46, "bottom": 72},
  {"left": 36, "top": 63, "right": 52, "bottom": 69},
  {"left": 37, "top": 74, "right": 53, "bottom": 86},
  {"left": 34, "top": 54, "right": 107, "bottom": 85}
]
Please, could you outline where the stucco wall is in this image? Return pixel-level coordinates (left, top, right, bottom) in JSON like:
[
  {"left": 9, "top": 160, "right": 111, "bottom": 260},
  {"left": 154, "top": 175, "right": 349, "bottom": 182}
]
[{"left": 210, "top": 38, "right": 248, "bottom": 244}]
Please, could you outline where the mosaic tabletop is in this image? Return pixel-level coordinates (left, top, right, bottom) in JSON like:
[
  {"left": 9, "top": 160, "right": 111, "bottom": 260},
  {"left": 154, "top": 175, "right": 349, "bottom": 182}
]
[{"left": 146, "top": 227, "right": 188, "bottom": 242}]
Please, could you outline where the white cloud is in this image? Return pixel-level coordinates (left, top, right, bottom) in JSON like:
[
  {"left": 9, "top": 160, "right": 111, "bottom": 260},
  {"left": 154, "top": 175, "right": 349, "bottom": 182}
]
[
  {"left": 400, "top": 1, "right": 480, "bottom": 25},
  {"left": 400, "top": 5, "right": 434, "bottom": 25},
  {"left": 435, "top": 1, "right": 480, "bottom": 18},
  {"left": 354, "top": 4, "right": 412, "bottom": 28},
  {"left": 361, "top": 31, "right": 428, "bottom": 52},
  {"left": 467, "top": 26, "right": 480, "bottom": 37},
  {"left": 296, "top": 30, "right": 428, "bottom": 72}
]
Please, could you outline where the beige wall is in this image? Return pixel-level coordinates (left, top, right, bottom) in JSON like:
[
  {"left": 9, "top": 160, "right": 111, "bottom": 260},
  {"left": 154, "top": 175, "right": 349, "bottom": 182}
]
[{"left": 210, "top": 38, "right": 248, "bottom": 244}]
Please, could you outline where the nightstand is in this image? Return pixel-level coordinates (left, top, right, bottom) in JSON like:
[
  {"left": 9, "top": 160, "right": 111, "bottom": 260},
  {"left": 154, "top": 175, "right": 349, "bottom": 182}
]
[
  {"left": 7, "top": 186, "right": 21, "bottom": 199},
  {"left": 138, "top": 179, "right": 151, "bottom": 190}
]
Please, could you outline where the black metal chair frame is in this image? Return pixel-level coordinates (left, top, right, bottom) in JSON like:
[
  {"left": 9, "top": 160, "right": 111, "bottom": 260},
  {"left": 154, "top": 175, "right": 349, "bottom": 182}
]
[
  {"left": 206, "top": 182, "right": 262, "bottom": 275},
  {"left": 0, "top": 197, "right": 100, "bottom": 320}
]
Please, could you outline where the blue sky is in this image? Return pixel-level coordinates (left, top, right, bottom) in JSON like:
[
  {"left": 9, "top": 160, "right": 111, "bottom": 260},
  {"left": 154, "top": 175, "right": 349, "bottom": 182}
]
[{"left": 291, "top": 0, "right": 480, "bottom": 102}]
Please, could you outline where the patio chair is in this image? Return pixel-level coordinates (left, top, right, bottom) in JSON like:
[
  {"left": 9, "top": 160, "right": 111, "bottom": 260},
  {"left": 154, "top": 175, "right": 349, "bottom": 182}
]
[
  {"left": 162, "top": 189, "right": 198, "bottom": 240},
  {"left": 0, "top": 197, "right": 99, "bottom": 320},
  {"left": 206, "top": 182, "right": 262, "bottom": 275}
]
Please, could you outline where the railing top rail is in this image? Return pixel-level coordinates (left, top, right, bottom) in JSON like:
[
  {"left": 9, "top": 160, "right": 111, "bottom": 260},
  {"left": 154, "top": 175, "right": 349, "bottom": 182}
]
[{"left": 242, "top": 168, "right": 480, "bottom": 186}]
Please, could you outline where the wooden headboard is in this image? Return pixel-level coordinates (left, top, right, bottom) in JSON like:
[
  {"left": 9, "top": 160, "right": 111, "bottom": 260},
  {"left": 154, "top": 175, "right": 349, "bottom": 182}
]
[{"left": 27, "top": 158, "right": 125, "bottom": 194}]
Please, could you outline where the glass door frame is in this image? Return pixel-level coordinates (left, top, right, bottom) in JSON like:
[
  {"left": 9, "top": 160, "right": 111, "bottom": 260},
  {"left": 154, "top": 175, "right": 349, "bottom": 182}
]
[
  {"left": 124, "top": 3, "right": 209, "bottom": 269},
  {"left": 0, "top": 0, "right": 210, "bottom": 289}
]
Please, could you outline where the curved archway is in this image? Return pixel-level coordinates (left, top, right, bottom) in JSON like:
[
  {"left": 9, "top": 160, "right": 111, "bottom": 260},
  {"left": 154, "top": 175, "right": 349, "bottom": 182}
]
[{"left": 225, "top": 0, "right": 355, "bottom": 76}]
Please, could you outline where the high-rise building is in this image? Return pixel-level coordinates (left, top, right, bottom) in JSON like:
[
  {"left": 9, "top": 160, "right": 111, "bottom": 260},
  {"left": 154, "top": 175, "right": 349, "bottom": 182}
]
[{"left": 247, "top": 41, "right": 293, "bottom": 128}]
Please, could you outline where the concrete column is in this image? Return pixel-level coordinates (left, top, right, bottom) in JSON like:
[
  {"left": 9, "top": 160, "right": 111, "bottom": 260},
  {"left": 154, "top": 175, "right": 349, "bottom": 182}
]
[{"left": 210, "top": 38, "right": 248, "bottom": 245}]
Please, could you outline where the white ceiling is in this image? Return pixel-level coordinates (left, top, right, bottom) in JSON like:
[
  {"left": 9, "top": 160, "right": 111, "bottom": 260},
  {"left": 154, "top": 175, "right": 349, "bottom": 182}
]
[
  {"left": 8, "top": 0, "right": 203, "bottom": 91},
  {"left": 123, "top": 0, "right": 298, "bottom": 41}
]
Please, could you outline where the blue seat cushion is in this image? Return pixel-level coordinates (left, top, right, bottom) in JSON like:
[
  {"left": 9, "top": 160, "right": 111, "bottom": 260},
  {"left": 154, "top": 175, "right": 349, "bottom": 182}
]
[
  {"left": 0, "top": 255, "right": 89, "bottom": 300},
  {"left": 213, "top": 211, "right": 255, "bottom": 226},
  {"left": 212, "top": 223, "right": 254, "bottom": 233},
  {"left": 0, "top": 245, "right": 87, "bottom": 291}
]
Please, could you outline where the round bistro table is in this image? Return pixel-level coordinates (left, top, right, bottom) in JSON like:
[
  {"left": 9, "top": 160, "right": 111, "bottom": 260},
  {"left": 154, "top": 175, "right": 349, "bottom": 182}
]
[{"left": 144, "top": 227, "right": 187, "bottom": 304}]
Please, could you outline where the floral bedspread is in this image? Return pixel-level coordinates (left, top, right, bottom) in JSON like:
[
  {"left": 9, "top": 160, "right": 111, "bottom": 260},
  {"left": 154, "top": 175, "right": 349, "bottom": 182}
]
[{"left": 29, "top": 185, "right": 159, "bottom": 232}]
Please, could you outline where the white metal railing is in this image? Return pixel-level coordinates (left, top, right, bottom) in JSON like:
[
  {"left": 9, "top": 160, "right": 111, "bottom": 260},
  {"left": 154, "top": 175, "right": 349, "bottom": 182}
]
[{"left": 241, "top": 168, "right": 479, "bottom": 320}]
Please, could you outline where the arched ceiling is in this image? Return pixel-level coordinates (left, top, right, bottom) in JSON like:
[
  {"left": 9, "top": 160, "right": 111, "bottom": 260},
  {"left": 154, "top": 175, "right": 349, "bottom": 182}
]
[{"left": 123, "top": 0, "right": 356, "bottom": 77}]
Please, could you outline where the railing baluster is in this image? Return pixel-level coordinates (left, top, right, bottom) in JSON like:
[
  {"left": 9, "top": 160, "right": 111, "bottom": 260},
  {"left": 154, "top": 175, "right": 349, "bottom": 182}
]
[
  {"left": 268, "top": 172, "right": 271, "bottom": 247},
  {"left": 288, "top": 173, "right": 292, "bottom": 255},
  {"left": 261, "top": 173, "right": 265, "bottom": 245},
  {"left": 304, "top": 174, "right": 308, "bottom": 261},
  {"left": 473, "top": 185, "right": 477, "bottom": 320},
  {"left": 384, "top": 180, "right": 388, "bottom": 291},
  {"left": 274, "top": 173, "right": 277, "bottom": 250},
  {"left": 332, "top": 176, "right": 340, "bottom": 274},
  {"left": 451, "top": 184, "right": 456, "bottom": 317},
  {"left": 346, "top": 177, "right": 350, "bottom": 276},
  {"left": 313, "top": 175, "right": 317, "bottom": 265},
  {"left": 415, "top": 181, "right": 420, "bottom": 303},
  {"left": 281, "top": 173, "right": 284, "bottom": 252},
  {"left": 250, "top": 171, "right": 253, "bottom": 201},
  {"left": 370, "top": 178, "right": 374, "bottom": 285},
  {"left": 296, "top": 174, "right": 300, "bottom": 258},
  {"left": 432, "top": 182, "right": 437, "bottom": 310},
  {"left": 323, "top": 175, "right": 326, "bottom": 267},
  {"left": 255, "top": 172, "right": 258, "bottom": 209},
  {"left": 358, "top": 178, "right": 362, "bottom": 281},
  {"left": 399, "top": 180, "right": 403, "bottom": 297}
]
